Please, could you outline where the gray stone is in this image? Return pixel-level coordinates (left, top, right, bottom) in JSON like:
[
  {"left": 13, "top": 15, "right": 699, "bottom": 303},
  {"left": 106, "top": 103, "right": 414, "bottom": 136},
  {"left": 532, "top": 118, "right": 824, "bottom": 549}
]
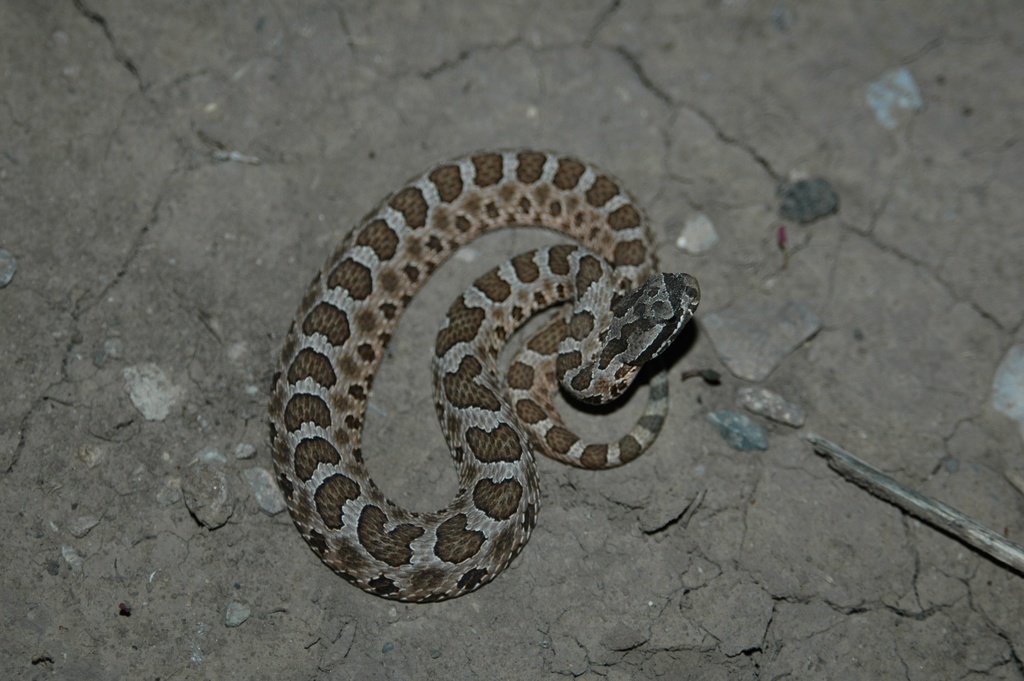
[
  {"left": 244, "top": 466, "right": 287, "bottom": 515},
  {"left": 992, "top": 343, "right": 1024, "bottom": 440},
  {"left": 181, "top": 462, "right": 234, "bottom": 529},
  {"left": 706, "top": 410, "right": 768, "bottom": 451},
  {"left": 61, "top": 544, "right": 84, "bottom": 570},
  {"left": 703, "top": 297, "right": 821, "bottom": 381},
  {"left": 866, "top": 67, "right": 923, "bottom": 129},
  {"left": 122, "top": 364, "right": 184, "bottom": 421},
  {"left": 736, "top": 386, "right": 806, "bottom": 427},
  {"left": 778, "top": 177, "right": 838, "bottom": 224},
  {"left": 0, "top": 248, "right": 16, "bottom": 287},
  {"left": 225, "top": 601, "right": 251, "bottom": 627},
  {"left": 197, "top": 448, "right": 226, "bottom": 464}
]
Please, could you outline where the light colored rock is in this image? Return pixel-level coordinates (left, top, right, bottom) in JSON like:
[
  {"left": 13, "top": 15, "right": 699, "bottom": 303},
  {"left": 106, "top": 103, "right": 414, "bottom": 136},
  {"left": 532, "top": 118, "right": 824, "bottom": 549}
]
[
  {"left": 122, "top": 364, "right": 184, "bottom": 421},
  {"left": 675, "top": 212, "right": 719, "bottom": 254},
  {"left": 993, "top": 344, "right": 1024, "bottom": 441},
  {"left": 244, "top": 466, "right": 287, "bottom": 515},
  {"left": 737, "top": 386, "right": 806, "bottom": 427},
  {"left": 866, "top": 67, "right": 922, "bottom": 129},
  {"left": 225, "top": 601, "right": 251, "bottom": 627},
  {"left": 182, "top": 462, "right": 234, "bottom": 529},
  {"left": 61, "top": 544, "right": 84, "bottom": 570},
  {"left": 703, "top": 297, "right": 821, "bottom": 381}
]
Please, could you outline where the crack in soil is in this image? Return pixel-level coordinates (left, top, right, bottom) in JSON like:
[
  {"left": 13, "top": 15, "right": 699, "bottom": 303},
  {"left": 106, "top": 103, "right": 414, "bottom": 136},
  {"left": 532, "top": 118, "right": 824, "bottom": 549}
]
[{"left": 72, "top": 0, "right": 144, "bottom": 91}]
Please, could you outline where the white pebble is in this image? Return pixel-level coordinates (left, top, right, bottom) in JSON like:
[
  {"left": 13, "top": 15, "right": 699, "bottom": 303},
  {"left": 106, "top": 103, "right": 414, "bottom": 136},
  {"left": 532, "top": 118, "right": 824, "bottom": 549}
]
[
  {"left": 737, "top": 386, "right": 806, "bottom": 427},
  {"left": 197, "top": 448, "right": 226, "bottom": 464},
  {"left": 244, "top": 467, "right": 287, "bottom": 515},
  {"left": 675, "top": 213, "right": 718, "bottom": 254},
  {"left": 122, "top": 364, "right": 184, "bottom": 421},
  {"left": 61, "top": 544, "right": 84, "bottom": 570},
  {"left": 866, "top": 67, "right": 922, "bottom": 130},
  {"left": 993, "top": 344, "right": 1024, "bottom": 440},
  {"left": 225, "top": 601, "right": 251, "bottom": 627}
]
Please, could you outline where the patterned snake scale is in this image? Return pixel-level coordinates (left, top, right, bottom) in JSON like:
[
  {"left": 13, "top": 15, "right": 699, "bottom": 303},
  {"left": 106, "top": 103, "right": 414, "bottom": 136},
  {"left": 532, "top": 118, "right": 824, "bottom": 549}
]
[{"left": 270, "top": 150, "right": 700, "bottom": 602}]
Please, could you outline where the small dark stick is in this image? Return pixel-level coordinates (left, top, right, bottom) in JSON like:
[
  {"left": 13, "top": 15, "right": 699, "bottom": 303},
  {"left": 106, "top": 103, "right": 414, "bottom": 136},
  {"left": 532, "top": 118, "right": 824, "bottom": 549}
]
[
  {"left": 680, "top": 369, "right": 721, "bottom": 385},
  {"left": 776, "top": 224, "right": 789, "bottom": 269}
]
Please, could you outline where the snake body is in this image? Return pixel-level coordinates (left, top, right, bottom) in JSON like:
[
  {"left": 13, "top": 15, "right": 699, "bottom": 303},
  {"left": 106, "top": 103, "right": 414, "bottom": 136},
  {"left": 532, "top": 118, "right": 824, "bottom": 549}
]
[{"left": 270, "top": 150, "right": 699, "bottom": 602}]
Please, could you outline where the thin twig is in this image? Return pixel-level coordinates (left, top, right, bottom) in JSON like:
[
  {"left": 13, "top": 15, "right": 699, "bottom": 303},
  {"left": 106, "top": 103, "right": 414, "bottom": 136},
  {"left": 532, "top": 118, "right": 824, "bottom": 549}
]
[{"left": 805, "top": 432, "right": 1024, "bottom": 575}]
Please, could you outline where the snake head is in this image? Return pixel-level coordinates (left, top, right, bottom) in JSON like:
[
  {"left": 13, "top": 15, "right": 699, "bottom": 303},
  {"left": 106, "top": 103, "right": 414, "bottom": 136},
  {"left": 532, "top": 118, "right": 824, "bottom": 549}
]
[
  {"left": 604, "top": 272, "right": 700, "bottom": 368},
  {"left": 558, "top": 271, "right": 700, "bottom": 405}
]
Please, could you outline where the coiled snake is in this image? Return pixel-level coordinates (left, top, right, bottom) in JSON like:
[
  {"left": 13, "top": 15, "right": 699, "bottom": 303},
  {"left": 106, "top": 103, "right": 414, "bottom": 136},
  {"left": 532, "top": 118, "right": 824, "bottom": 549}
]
[{"left": 270, "top": 150, "right": 699, "bottom": 602}]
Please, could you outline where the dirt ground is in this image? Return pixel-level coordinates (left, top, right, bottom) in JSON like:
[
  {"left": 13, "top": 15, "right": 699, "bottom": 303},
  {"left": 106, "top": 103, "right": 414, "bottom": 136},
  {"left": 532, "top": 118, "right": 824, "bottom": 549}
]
[{"left": 2, "top": 1, "right": 1023, "bottom": 679}]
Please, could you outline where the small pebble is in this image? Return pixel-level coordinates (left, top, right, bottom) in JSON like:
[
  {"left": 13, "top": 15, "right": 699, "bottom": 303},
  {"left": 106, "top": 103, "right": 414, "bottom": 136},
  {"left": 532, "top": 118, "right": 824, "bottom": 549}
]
[
  {"left": 244, "top": 467, "right": 287, "bottom": 515},
  {"left": 736, "top": 386, "right": 805, "bottom": 427},
  {"left": 866, "top": 67, "right": 923, "bottom": 130},
  {"left": 703, "top": 297, "right": 821, "bottom": 381},
  {"left": 156, "top": 478, "right": 183, "bottom": 506},
  {"left": 122, "top": 364, "right": 184, "bottom": 421},
  {"left": 67, "top": 515, "right": 100, "bottom": 538},
  {"left": 103, "top": 338, "right": 124, "bottom": 359},
  {"left": 61, "top": 544, "right": 84, "bottom": 570},
  {"left": 197, "top": 448, "right": 227, "bottom": 464},
  {"left": 778, "top": 178, "right": 838, "bottom": 224},
  {"left": 225, "top": 601, "right": 251, "bottom": 627},
  {"left": 233, "top": 443, "right": 256, "bottom": 460},
  {"left": 706, "top": 410, "right": 768, "bottom": 451},
  {"left": 226, "top": 342, "right": 248, "bottom": 363},
  {"left": 675, "top": 212, "right": 719, "bottom": 254},
  {"left": 992, "top": 344, "right": 1024, "bottom": 440},
  {"left": 382, "top": 642, "right": 395, "bottom": 654},
  {"left": 0, "top": 249, "right": 16, "bottom": 287},
  {"left": 181, "top": 462, "right": 234, "bottom": 529},
  {"left": 77, "top": 444, "right": 106, "bottom": 468}
]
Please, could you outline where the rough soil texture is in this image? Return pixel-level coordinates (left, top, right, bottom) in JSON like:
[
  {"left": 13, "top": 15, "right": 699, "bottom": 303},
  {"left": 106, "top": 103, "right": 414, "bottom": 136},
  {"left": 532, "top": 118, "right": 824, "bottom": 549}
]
[{"left": 2, "top": 2, "right": 1023, "bottom": 679}]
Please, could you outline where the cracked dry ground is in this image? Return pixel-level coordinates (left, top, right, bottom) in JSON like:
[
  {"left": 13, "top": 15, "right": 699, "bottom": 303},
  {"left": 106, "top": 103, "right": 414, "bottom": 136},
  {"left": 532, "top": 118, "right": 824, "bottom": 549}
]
[{"left": 2, "top": 2, "right": 1023, "bottom": 680}]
